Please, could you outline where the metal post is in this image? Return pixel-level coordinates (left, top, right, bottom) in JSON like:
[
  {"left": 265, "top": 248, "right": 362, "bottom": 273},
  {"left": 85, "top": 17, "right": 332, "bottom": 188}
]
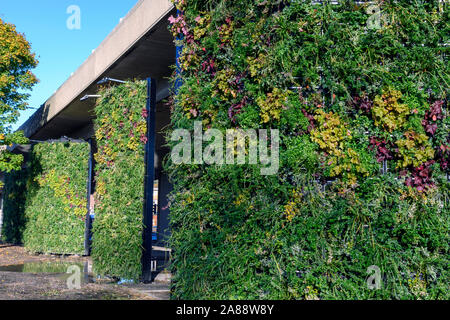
[
  {"left": 142, "top": 77, "right": 156, "bottom": 283},
  {"left": 84, "top": 138, "right": 94, "bottom": 256}
]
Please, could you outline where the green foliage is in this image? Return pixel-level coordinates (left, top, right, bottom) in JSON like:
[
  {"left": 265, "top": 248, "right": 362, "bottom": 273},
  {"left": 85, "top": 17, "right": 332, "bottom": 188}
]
[
  {"left": 0, "top": 18, "right": 38, "bottom": 115},
  {"left": 1, "top": 168, "right": 27, "bottom": 244},
  {"left": 2, "top": 142, "right": 89, "bottom": 255},
  {"left": 0, "top": 18, "right": 37, "bottom": 173},
  {"left": 282, "top": 135, "right": 318, "bottom": 174},
  {"left": 92, "top": 81, "right": 147, "bottom": 281},
  {"left": 168, "top": 0, "right": 449, "bottom": 299}
]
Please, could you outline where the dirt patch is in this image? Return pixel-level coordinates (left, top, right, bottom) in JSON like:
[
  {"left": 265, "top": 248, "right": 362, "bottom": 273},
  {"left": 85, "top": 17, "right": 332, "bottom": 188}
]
[
  {"left": 0, "top": 244, "right": 153, "bottom": 300},
  {"left": 0, "top": 244, "right": 85, "bottom": 266}
]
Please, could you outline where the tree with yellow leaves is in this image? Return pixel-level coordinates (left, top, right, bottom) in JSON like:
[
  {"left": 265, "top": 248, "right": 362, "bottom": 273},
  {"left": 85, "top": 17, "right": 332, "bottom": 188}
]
[{"left": 0, "top": 17, "right": 38, "bottom": 174}]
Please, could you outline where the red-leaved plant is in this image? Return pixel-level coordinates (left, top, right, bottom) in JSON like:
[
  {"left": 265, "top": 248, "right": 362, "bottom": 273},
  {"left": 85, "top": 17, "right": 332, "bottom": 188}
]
[
  {"left": 369, "top": 137, "right": 394, "bottom": 163},
  {"left": 422, "top": 100, "right": 444, "bottom": 136}
]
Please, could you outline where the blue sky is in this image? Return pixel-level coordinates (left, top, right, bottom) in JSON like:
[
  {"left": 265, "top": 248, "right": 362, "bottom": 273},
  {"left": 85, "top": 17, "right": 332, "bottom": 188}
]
[{"left": 0, "top": 0, "right": 139, "bottom": 130}]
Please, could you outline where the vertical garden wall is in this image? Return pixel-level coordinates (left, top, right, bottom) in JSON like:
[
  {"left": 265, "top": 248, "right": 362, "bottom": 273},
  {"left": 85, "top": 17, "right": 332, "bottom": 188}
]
[
  {"left": 167, "top": 0, "right": 449, "bottom": 299},
  {"left": 2, "top": 141, "right": 89, "bottom": 255},
  {"left": 92, "top": 81, "right": 147, "bottom": 281}
]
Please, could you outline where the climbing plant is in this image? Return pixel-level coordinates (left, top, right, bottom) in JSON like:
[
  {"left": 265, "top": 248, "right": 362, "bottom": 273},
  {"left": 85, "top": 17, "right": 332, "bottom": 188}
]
[{"left": 167, "top": 0, "right": 449, "bottom": 299}]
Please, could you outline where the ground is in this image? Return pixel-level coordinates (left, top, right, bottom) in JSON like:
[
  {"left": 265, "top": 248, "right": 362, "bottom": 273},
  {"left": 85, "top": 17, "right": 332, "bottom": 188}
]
[{"left": 0, "top": 243, "right": 169, "bottom": 300}]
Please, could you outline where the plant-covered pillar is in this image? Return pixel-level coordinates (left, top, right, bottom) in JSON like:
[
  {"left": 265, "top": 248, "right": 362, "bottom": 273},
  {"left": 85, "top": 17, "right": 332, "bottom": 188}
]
[
  {"left": 92, "top": 81, "right": 148, "bottom": 281},
  {"left": 2, "top": 140, "right": 90, "bottom": 255}
]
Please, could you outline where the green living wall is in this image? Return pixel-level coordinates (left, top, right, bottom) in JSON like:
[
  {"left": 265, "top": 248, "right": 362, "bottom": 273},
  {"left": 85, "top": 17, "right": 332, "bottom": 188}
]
[
  {"left": 167, "top": 0, "right": 449, "bottom": 299},
  {"left": 92, "top": 81, "right": 147, "bottom": 281},
  {"left": 2, "top": 141, "right": 89, "bottom": 255}
]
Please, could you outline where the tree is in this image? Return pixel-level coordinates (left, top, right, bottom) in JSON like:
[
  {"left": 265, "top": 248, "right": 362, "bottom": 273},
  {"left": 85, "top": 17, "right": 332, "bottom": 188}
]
[{"left": 0, "top": 17, "right": 38, "bottom": 174}]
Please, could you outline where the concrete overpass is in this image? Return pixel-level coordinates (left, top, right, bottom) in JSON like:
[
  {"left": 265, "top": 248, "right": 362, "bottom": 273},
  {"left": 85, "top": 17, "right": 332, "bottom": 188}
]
[{"left": 19, "top": 0, "right": 176, "bottom": 141}]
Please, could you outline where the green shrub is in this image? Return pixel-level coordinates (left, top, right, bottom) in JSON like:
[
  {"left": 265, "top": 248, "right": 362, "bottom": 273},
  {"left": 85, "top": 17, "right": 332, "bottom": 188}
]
[
  {"left": 167, "top": 0, "right": 449, "bottom": 299},
  {"left": 91, "top": 81, "right": 147, "bottom": 281}
]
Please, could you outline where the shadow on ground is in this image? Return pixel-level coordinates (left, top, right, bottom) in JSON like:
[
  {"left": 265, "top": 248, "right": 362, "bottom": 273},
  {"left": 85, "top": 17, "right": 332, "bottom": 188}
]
[{"left": 0, "top": 244, "right": 168, "bottom": 300}]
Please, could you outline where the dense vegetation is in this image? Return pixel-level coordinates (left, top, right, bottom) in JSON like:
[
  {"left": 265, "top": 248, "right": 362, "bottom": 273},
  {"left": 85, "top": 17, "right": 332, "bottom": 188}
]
[
  {"left": 2, "top": 141, "right": 89, "bottom": 255},
  {"left": 92, "top": 81, "right": 147, "bottom": 281},
  {"left": 1, "top": 169, "right": 28, "bottom": 244},
  {"left": 167, "top": 0, "right": 449, "bottom": 299}
]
